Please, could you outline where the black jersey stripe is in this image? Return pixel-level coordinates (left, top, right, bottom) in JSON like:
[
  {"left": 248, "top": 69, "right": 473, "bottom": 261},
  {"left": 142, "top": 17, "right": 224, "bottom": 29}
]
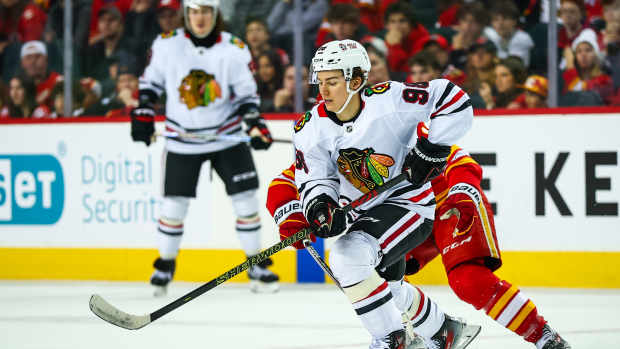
[
  {"left": 431, "top": 99, "right": 472, "bottom": 119},
  {"left": 434, "top": 81, "right": 455, "bottom": 111}
]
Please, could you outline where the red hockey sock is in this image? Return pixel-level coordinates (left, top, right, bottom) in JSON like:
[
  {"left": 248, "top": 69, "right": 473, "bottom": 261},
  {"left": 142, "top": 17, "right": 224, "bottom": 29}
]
[{"left": 447, "top": 262, "right": 547, "bottom": 343}]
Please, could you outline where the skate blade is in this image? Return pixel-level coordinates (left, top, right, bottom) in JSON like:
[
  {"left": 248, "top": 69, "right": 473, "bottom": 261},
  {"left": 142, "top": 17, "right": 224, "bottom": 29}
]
[
  {"left": 453, "top": 323, "right": 481, "bottom": 349},
  {"left": 153, "top": 285, "right": 167, "bottom": 297},
  {"left": 250, "top": 280, "right": 280, "bottom": 293}
]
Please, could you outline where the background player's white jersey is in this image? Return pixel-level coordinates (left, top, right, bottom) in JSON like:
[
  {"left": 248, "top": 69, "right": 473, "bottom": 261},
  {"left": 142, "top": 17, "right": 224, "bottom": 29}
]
[
  {"left": 140, "top": 29, "right": 259, "bottom": 154},
  {"left": 293, "top": 79, "right": 473, "bottom": 220}
]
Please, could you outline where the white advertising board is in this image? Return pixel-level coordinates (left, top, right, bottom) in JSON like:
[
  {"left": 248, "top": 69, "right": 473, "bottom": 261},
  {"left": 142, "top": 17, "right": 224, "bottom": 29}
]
[{"left": 0, "top": 114, "right": 618, "bottom": 251}]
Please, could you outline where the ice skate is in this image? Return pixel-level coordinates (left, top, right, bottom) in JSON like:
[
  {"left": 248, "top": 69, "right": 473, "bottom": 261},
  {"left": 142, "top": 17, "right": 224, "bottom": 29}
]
[
  {"left": 247, "top": 256, "right": 279, "bottom": 293},
  {"left": 150, "top": 257, "right": 175, "bottom": 297},
  {"left": 370, "top": 329, "right": 407, "bottom": 349},
  {"left": 424, "top": 315, "right": 481, "bottom": 349},
  {"left": 537, "top": 325, "right": 571, "bottom": 349},
  {"left": 402, "top": 313, "right": 427, "bottom": 349}
]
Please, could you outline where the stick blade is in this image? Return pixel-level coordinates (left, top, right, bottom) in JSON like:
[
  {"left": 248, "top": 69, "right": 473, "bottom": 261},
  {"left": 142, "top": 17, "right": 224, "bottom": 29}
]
[{"left": 89, "top": 294, "right": 151, "bottom": 330}]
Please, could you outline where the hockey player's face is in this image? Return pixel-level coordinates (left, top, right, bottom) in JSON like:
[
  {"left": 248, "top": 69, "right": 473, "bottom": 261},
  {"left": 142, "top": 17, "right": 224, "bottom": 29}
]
[
  {"left": 317, "top": 71, "right": 347, "bottom": 112},
  {"left": 188, "top": 6, "right": 214, "bottom": 37}
]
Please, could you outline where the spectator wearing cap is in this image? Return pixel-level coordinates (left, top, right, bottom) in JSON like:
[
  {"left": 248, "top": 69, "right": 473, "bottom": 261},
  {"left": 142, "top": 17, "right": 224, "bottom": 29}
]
[
  {"left": 155, "top": 0, "right": 182, "bottom": 33},
  {"left": 415, "top": 33, "right": 466, "bottom": 86},
  {"left": 88, "top": 0, "right": 132, "bottom": 44},
  {"left": 19, "top": 40, "right": 63, "bottom": 107},
  {"left": 244, "top": 17, "right": 289, "bottom": 73},
  {"left": 462, "top": 37, "right": 497, "bottom": 108},
  {"left": 480, "top": 56, "right": 527, "bottom": 109},
  {"left": 84, "top": 54, "right": 139, "bottom": 117},
  {"left": 563, "top": 28, "right": 614, "bottom": 103},
  {"left": 520, "top": 75, "right": 548, "bottom": 109},
  {"left": 81, "top": 5, "right": 140, "bottom": 87},
  {"left": 314, "top": 3, "right": 374, "bottom": 48},
  {"left": 449, "top": 1, "right": 488, "bottom": 70},
  {"left": 0, "top": 0, "right": 47, "bottom": 42},
  {"left": 483, "top": 0, "right": 534, "bottom": 67},
  {"left": 382, "top": 1, "right": 430, "bottom": 73}
]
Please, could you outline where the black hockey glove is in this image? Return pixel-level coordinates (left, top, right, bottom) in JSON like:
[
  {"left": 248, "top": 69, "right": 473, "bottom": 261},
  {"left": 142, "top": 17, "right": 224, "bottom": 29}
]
[
  {"left": 244, "top": 108, "right": 273, "bottom": 150},
  {"left": 131, "top": 89, "right": 159, "bottom": 146},
  {"left": 402, "top": 137, "right": 451, "bottom": 187},
  {"left": 306, "top": 194, "right": 347, "bottom": 238}
]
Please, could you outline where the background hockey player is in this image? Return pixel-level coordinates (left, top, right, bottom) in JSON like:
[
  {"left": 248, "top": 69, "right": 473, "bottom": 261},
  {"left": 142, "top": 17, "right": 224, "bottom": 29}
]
[
  {"left": 130, "top": 0, "right": 279, "bottom": 295},
  {"left": 291, "top": 39, "right": 478, "bottom": 349},
  {"left": 266, "top": 124, "right": 571, "bottom": 349}
]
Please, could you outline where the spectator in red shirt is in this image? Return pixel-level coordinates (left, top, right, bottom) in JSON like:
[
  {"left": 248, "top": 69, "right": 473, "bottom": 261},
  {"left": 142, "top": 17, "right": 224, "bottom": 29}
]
[
  {"left": 559, "top": 0, "right": 590, "bottom": 50},
  {"left": 382, "top": 1, "right": 429, "bottom": 73},
  {"left": 245, "top": 17, "right": 289, "bottom": 73},
  {"left": 19, "top": 40, "right": 63, "bottom": 107},
  {"left": 0, "top": 0, "right": 47, "bottom": 42},
  {"left": 563, "top": 28, "right": 614, "bottom": 102}
]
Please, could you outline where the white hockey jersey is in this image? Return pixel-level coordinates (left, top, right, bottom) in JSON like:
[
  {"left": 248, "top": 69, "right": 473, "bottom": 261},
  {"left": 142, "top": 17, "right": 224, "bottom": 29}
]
[
  {"left": 140, "top": 29, "right": 260, "bottom": 154},
  {"left": 293, "top": 79, "right": 473, "bottom": 220}
]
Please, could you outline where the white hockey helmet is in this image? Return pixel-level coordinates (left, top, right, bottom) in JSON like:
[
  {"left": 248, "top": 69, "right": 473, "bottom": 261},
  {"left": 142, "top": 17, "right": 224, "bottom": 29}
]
[
  {"left": 309, "top": 39, "right": 371, "bottom": 113},
  {"left": 184, "top": 0, "right": 219, "bottom": 38}
]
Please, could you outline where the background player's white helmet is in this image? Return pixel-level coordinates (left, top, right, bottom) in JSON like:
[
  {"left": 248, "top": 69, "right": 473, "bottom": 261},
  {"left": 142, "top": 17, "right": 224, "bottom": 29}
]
[
  {"left": 310, "top": 40, "right": 371, "bottom": 113},
  {"left": 183, "top": 0, "right": 219, "bottom": 39}
]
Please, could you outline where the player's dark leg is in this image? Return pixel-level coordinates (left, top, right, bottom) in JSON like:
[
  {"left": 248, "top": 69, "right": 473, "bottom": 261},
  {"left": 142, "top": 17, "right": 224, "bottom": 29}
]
[
  {"left": 213, "top": 144, "right": 279, "bottom": 292},
  {"left": 448, "top": 260, "right": 570, "bottom": 349},
  {"left": 151, "top": 152, "right": 204, "bottom": 296}
]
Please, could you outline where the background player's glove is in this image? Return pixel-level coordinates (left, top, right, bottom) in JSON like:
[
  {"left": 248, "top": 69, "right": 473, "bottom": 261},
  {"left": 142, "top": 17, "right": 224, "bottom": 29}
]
[
  {"left": 402, "top": 137, "right": 451, "bottom": 187},
  {"left": 438, "top": 183, "right": 479, "bottom": 236},
  {"left": 306, "top": 194, "right": 347, "bottom": 238},
  {"left": 279, "top": 212, "right": 316, "bottom": 249},
  {"left": 130, "top": 106, "right": 155, "bottom": 146},
  {"left": 245, "top": 110, "right": 273, "bottom": 150}
]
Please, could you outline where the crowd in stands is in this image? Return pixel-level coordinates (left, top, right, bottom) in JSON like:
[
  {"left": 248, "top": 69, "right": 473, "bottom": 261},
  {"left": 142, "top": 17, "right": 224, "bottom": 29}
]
[{"left": 2, "top": 0, "right": 620, "bottom": 119}]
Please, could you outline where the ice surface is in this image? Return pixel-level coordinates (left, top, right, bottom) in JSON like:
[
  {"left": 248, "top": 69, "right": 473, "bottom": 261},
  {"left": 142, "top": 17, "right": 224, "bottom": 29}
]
[{"left": 1, "top": 281, "right": 618, "bottom": 348}]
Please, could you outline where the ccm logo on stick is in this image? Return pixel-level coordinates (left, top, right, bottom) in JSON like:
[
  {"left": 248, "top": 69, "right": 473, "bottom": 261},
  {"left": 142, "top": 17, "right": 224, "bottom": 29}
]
[{"left": 0, "top": 155, "right": 64, "bottom": 224}]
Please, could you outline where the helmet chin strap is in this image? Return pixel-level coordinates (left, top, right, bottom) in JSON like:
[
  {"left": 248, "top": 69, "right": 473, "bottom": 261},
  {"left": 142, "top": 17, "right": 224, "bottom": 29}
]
[{"left": 335, "top": 79, "right": 365, "bottom": 115}]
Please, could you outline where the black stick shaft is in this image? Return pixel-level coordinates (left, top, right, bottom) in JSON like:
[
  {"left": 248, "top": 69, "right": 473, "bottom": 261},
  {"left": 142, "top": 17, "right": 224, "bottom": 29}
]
[{"left": 150, "top": 228, "right": 310, "bottom": 322}]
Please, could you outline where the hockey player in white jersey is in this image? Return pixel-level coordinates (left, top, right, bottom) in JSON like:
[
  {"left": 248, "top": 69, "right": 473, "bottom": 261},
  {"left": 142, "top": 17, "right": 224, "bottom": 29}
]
[
  {"left": 131, "top": 0, "right": 279, "bottom": 295},
  {"left": 294, "top": 39, "right": 480, "bottom": 349}
]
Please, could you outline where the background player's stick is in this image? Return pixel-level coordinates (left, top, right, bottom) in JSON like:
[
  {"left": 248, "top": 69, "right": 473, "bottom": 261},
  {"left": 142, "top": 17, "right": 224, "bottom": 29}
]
[
  {"left": 303, "top": 240, "right": 342, "bottom": 290},
  {"left": 156, "top": 131, "right": 292, "bottom": 144},
  {"left": 89, "top": 173, "right": 408, "bottom": 330}
]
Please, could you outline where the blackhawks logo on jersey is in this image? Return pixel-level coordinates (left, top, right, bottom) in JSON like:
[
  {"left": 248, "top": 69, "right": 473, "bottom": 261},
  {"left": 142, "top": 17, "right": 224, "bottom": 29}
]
[
  {"left": 230, "top": 36, "right": 245, "bottom": 49},
  {"left": 364, "top": 82, "right": 391, "bottom": 97},
  {"left": 178, "top": 69, "right": 222, "bottom": 110},
  {"left": 294, "top": 111, "right": 311, "bottom": 133},
  {"left": 337, "top": 148, "right": 395, "bottom": 193}
]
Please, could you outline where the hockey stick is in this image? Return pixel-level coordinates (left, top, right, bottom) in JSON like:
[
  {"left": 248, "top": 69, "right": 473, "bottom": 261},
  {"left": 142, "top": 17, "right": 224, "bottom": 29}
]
[
  {"left": 89, "top": 228, "right": 310, "bottom": 330},
  {"left": 303, "top": 240, "right": 342, "bottom": 290},
  {"left": 89, "top": 173, "right": 408, "bottom": 330},
  {"left": 156, "top": 131, "right": 292, "bottom": 144}
]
